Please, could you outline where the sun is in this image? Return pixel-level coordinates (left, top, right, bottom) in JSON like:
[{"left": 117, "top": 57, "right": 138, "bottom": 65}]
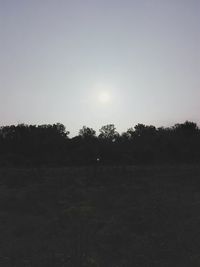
[{"left": 98, "top": 91, "right": 111, "bottom": 104}]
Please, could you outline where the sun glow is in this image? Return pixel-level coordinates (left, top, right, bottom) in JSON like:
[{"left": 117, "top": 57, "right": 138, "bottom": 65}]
[{"left": 98, "top": 91, "right": 111, "bottom": 103}]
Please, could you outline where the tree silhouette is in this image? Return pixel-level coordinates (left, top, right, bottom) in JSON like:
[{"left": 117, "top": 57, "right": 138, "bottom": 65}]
[
  {"left": 0, "top": 121, "right": 199, "bottom": 165},
  {"left": 99, "top": 124, "right": 119, "bottom": 141},
  {"left": 79, "top": 126, "right": 96, "bottom": 140}
]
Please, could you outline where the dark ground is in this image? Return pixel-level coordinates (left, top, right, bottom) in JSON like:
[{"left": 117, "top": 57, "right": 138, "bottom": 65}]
[{"left": 0, "top": 164, "right": 200, "bottom": 266}]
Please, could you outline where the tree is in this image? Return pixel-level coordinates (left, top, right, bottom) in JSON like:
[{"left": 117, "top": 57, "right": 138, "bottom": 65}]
[
  {"left": 121, "top": 128, "right": 135, "bottom": 140},
  {"left": 79, "top": 126, "right": 96, "bottom": 139},
  {"left": 173, "top": 121, "right": 198, "bottom": 137},
  {"left": 98, "top": 124, "right": 119, "bottom": 141},
  {"left": 134, "top": 124, "right": 156, "bottom": 138},
  {"left": 53, "top": 123, "right": 70, "bottom": 138}
]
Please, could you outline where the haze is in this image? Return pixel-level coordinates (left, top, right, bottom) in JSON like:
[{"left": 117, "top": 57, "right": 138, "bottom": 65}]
[{"left": 1, "top": 0, "right": 199, "bottom": 136}]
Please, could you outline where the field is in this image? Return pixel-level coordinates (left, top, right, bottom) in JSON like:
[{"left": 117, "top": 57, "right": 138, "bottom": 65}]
[{"left": 0, "top": 165, "right": 200, "bottom": 266}]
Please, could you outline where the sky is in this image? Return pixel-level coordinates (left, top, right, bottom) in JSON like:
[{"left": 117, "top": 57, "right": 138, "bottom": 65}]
[{"left": 1, "top": 0, "right": 199, "bottom": 136}]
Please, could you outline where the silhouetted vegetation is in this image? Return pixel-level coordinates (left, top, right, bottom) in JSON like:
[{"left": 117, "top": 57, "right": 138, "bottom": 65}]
[
  {"left": 0, "top": 121, "right": 200, "bottom": 166},
  {"left": 1, "top": 123, "right": 200, "bottom": 266}
]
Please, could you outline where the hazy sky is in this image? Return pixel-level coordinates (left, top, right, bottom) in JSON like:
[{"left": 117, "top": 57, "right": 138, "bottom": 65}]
[{"left": 1, "top": 0, "right": 199, "bottom": 135}]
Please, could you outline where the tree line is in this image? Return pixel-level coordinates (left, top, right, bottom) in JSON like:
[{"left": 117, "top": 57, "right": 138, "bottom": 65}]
[{"left": 0, "top": 121, "right": 199, "bottom": 166}]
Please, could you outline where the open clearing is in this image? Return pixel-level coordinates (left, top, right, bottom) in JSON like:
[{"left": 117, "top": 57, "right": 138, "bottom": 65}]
[{"left": 0, "top": 165, "right": 200, "bottom": 266}]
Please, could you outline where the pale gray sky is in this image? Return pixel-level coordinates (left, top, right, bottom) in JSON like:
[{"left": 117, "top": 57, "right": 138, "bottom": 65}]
[{"left": 1, "top": 0, "right": 199, "bottom": 135}]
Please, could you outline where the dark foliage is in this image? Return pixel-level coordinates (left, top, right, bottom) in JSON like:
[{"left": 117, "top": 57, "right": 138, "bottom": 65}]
[{"left": 0, "top": 121, "right": 199, "bottom": 166}]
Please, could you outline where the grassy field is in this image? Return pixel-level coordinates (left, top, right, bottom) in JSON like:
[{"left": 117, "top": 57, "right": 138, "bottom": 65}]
[{"left": 0, "top": 164, "right": 200, "bottom": 266}]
